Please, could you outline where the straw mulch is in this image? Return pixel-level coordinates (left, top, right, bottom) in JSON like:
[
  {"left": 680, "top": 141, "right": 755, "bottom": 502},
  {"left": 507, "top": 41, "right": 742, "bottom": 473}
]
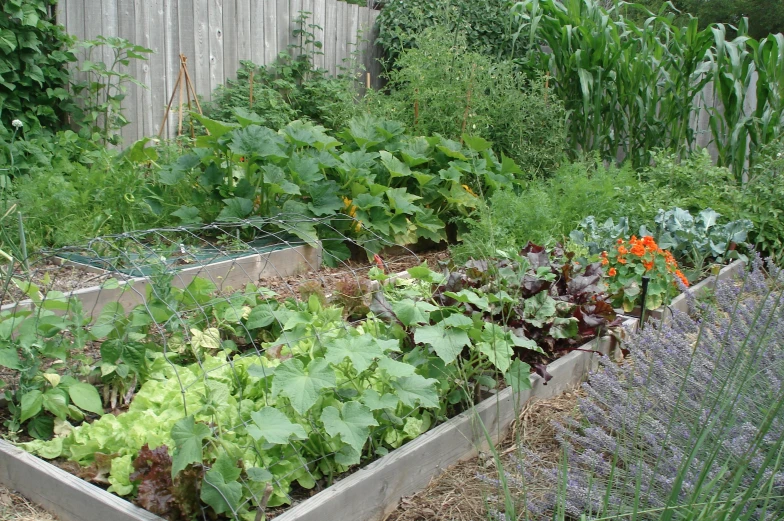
[{"left": 384, "top": 389, "right": 583, "bottom": 521}]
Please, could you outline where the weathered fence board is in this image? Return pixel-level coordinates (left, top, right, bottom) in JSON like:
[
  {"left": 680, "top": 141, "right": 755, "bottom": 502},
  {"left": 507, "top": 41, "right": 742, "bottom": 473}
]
[{"left": 56, "top": 0, "right": 383, "bottom": 142}]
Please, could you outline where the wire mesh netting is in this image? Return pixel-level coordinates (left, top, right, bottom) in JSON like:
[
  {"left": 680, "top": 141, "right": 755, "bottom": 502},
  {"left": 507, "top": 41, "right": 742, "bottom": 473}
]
[{"left": 0, "top": 215, "right": 455, "bottom": 519}]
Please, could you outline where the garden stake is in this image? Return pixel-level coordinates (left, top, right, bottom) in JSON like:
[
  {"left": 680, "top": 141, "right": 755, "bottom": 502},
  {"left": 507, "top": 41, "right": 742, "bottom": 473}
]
[
  {"left": 157, "top": 55, "right": 204, "bottom": 139},
  {"left": 414, "top": 89, "right": 419, "bottom": 128},
  {"left": 460, "top": 63, "right": 477, "bottom": 144},
  {"left": 544, "top": 71, "right": 550, "bottom": 105},
  {"left": 17, "top": 211, "right": 27, "bottom": 272},
  {"left": 249, "top": 70, "right": 254, "bottom": 109},
  {"left": 639, "top": 276, "right": 650, "bottom": 330},
  {"left": 253, "top": 483, "right": 274, "bottom": 521}
]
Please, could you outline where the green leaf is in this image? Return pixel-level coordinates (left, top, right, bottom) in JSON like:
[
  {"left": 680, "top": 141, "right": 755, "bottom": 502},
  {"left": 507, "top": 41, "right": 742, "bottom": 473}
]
[
  {"left": 550, "top": 317, "right": 578, "bottom": 339},
  {"left": 248, "top": 407, "right": 307, "bottom": 444},
  {"left": 229, "top": 125, "right": 288, "bottom": 159},
  {"left": 245, "top": 303, "right": 278, "bottom": 329},
  {"left": 325, "top": 334, "right": 385, "bottom": 372},
  {"left": 191, "top": 113, "right": 238, "bottom": 138},
  {"left": 246, "top": 467, "right": 273, "bottom": 483},
  {"left": 444, "top": 289, "right": 490, "bottom": 311},
  {"left": 171, "top": 416, "right": 212, "bottom": 477},
  {"left": 386, "top": 187, "right": 421, "bottom": 215},
  {"left": 68, "top": 383, "right": 103, "bottom": 415},
  {"left": 361, "top": 389, "right": 400, "bottom": 411},
  {"left": 321, "top": 402, "right": 378, "bottom": 456},
  {"left": 376, "top": 356, "right": 416, "bottom": 377},
  {"left": 217, "top": 197, "right": 253, "bottom": 220},
  {"left": 306, "top": 181, "right": 343, "bottom": 216},
  {"left": 391, "top": 374, "right": 439, "bottom": 408},
  {"left": 28, "top": 415, "right": 54, "bottom": 440},
  {"left": 390, "top": 299, "right": 437, "bottom": 326},
  {"left": 172, "top": 206, "right": 203, "bottom": 224},
  {"left": 201, "top": 469, "right": 242, "bottom": 515},
  {"left": 407, "top": 263, "right": 445, "bottom": 284},
  {"left": 247, "top": 364, "right": 275, "bottom": 379},
  {"left": 39, "top": 388, "right": 66, "bottom": 420},
  {"left": 20, "top": 390, "right": 43, "bottom": 423},
  {"left": 0, "top": 346, "right": 21, "bottom": 370},
  {"left": 523, "top": 292, "right": 557, "bottom": 327},
  {"left": 414, "top": 323, "right": 470, "bottom": 365},
  {"left": 100, "top": 340, "right": 146, "bottom": 371},
  {"left": 379, "top": 151, "right": 412, "bottom": 178},
  {"left": 41, "top": 291, "right": 69, "bottom": 311},
  {"left": 477, "top": 324, "right": 515, "bottom": 373},
  {"left": 505, "top": 359, "right": 533, "bottom": 392},
  {"left": 461, "top": 134, "right": 492, "bottom": 152},
  {"left": 272, "top": 358, "right": 337, "bottom": 415}
]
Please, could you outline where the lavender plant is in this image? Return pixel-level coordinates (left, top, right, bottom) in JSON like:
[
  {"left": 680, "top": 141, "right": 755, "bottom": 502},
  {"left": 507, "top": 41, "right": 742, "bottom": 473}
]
[{"left": 490, "top": 255, "right": 784, "bottom": 520}]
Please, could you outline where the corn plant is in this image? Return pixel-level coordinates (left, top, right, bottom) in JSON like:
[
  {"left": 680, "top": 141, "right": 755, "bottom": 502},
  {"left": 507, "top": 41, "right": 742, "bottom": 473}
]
[{"left": 512, "top": 0, "right": 784, "bottom": 181}]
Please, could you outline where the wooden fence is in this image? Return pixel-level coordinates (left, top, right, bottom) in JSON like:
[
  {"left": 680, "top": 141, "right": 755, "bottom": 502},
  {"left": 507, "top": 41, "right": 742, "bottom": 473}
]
[{"left": 56, "top": 0, "right": 384, "bottom": 143}]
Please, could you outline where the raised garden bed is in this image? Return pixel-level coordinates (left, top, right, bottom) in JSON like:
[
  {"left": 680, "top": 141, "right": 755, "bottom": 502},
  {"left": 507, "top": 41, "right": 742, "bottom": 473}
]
[
  {"left": 0, "top": 242, "right": 322, "bottom": 319},
  {"left": 0, "top": 243, "right": 629, "bottom": 521},
  {"left": 0, "top": 331, "right": 623, "bottom": 521}
]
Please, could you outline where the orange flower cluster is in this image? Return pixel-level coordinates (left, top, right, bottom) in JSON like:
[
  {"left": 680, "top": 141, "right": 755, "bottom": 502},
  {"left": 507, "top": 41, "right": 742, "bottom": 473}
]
[{"left": 603, "top": 235, "right": 689, "bottom": 287}]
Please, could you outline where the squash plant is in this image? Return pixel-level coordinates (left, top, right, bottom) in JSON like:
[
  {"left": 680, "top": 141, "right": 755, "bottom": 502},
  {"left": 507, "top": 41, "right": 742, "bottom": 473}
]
[{"left": 159, "top": 114, "right": 523, "bottom": 262}]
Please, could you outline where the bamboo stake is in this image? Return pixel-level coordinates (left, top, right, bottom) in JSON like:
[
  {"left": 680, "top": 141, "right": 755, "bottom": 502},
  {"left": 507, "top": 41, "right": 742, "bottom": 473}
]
[
  {"left": 182, "top": 59, "right": 206, "bottom": 120},
  {"left": 414, "top": 88, "right": 419, "bottom": 128},
  {"left": 544, "top": 71, "right": 550, "bottom": 106},
  {"left": 366, "top": 72, "right": 371, "bottom": 89},
  {"left": 157, "top": 64, "right": 184, "bottom": 139},
  {"left": 460, "top": 63, "right": 477, "bottom": 143},
  {"left": 249, "top": 70, "right": 255, "bottom": 109},
  {"left": 177, "top": 56, "right": 185, "bottom": 136}
]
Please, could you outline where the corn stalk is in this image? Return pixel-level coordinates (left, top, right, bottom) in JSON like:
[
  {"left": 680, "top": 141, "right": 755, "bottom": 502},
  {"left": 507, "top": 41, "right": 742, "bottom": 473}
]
[{"left": 511, "top": 0, "right": 784, "bottom": 181}]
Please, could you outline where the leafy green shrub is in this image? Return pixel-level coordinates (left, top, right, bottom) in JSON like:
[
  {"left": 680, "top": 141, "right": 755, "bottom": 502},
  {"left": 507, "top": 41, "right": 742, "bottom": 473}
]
[
  {"left": 452, "top": 157, "right": 638, "bottom": 262},
  {"left": 741, "top": 140, "right": 784, "bottom": 260},
  {"left": 0, "top": 0, "right": 76, "bottom": 132},
  {"left": 640, "top": 149, "right": 742, "bottom": 219},
  {"left": 647, "top": 207, "right": 752, "bottom": 274},
  {"left": 375, "top": 0, "right": 523, "bottom": 68},
  {"left": 68, "top": 36, "right": 152, "bottom": 145},
  {"left": 201, "top": 13, "right": 359, "bottom": 133},
  {"left": 201, "top": 61, "right": 299, "bottom": 131},
  {"left": 368, "top": 27, "right": 566, "bottom": 175}
]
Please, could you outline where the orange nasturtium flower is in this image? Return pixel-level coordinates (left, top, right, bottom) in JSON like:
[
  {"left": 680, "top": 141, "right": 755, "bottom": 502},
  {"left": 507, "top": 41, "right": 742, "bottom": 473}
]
[
  {"left": 618, "top": 245, "right": 629, "bottom": 255},
  {"left": 643, "top": 260, "right": 654, "bottom": 271},
  {"left": 608, "top": 267, "right": 617, "bottom": 277}
]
